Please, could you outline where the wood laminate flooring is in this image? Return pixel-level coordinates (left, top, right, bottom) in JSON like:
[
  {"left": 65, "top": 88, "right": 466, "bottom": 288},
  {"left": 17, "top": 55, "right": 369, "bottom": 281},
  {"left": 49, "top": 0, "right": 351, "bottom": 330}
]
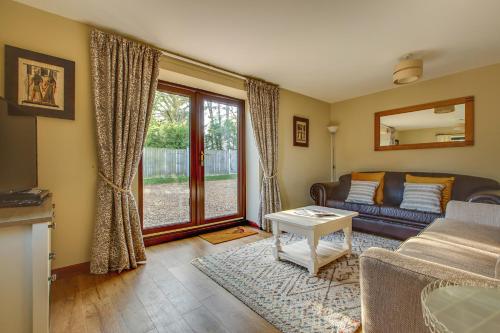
[{"left": 50, "top": 228, "right": 280, "bottom": 333}]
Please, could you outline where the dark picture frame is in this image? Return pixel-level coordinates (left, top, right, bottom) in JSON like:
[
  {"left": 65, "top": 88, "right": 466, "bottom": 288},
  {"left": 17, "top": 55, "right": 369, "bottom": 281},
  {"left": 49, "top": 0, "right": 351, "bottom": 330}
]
[
  {"left": 4, "top": 45, "right": 75, "bottom": 120},
  {"left": 293, "top": 116, "right": 309, "bottom": 147}
]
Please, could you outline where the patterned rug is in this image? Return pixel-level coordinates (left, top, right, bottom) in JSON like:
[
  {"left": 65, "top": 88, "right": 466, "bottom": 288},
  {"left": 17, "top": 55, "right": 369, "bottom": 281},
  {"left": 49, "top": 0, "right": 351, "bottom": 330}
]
[{"left": 192, "top": 231, "right": 400, "bottom": 333}]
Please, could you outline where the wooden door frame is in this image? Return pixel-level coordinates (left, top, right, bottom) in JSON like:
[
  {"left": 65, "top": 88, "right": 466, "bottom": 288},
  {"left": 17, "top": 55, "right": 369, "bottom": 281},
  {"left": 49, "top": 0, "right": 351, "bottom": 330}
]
[
  {"left": 198, "top": 91, "right": 246, "bottom": 225},
  {"left": 139, "top": 81, "right": 246, "bottom": 243}
]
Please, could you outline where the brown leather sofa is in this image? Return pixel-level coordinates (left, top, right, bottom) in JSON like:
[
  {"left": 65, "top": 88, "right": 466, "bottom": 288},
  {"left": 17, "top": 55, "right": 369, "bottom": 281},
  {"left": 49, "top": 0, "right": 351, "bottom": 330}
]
[{"left": 310, "top": 171, "right": 500, "bottom": 240}]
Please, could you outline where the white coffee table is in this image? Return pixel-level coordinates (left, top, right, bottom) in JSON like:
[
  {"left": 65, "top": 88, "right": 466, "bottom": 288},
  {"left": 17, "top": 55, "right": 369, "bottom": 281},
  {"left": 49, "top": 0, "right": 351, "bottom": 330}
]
[{"left": 265, "top": 205, "right": 358, "bottom": 276}]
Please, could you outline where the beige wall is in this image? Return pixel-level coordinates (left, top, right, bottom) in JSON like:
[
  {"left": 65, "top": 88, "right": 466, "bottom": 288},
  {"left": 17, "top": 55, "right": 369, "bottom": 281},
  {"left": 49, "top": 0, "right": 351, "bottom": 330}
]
[
  {"left": 331, "top": 63, "right": 500, "bottom": 182},
  {"left": 278, "top": 90, "right": 331, "bottom": 209},
  {"left": 1, "top": 0, "right": 330, "bottom": 268},
  {"left": 1, "top": 0, "right": 95, "bottom": 269}
]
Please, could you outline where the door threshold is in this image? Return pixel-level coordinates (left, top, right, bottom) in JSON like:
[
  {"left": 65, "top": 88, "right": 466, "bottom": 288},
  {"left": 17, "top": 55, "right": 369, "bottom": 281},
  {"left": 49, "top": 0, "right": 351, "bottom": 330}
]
[{"left": 143, "top": 219, "right": 245, "bottom": 246}]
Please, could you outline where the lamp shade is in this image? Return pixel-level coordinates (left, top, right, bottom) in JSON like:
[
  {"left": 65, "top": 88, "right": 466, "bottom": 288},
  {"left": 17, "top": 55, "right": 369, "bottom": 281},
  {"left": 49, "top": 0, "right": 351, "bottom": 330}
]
[
  {"left": 393, "top": 59, "right": 423, "bottom": 85},
  {"left": 328, "top": 125, "right": 338, "bottom": 133}
]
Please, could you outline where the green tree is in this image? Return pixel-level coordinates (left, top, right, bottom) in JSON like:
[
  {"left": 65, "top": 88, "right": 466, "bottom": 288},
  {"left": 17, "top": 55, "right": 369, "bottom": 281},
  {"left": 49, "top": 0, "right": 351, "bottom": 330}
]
[
  {"left": 146, "top": 92, "right": 190, "bottom": 148},
  {"left": 204, "top": 102, "right": 238, "bottom": 150}
]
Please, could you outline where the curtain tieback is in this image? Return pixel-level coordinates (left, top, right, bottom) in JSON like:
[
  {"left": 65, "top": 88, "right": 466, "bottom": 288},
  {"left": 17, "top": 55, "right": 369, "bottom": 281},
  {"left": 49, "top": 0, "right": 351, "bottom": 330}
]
[
  {"left": 98, "top": 172, "right": 131, "bottom": 193},
  {"left": 263, "top": 173, "right": 277, "bottom": 182}
]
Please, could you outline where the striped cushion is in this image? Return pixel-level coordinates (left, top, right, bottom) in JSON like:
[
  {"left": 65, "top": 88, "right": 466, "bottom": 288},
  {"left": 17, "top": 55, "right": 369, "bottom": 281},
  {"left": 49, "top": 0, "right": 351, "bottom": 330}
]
[
  {"left": 400, "top": 183, "right": 444, "bottom": 214},
  {"left": 345, "top": 180, "right": 379, "bottom": 205}
]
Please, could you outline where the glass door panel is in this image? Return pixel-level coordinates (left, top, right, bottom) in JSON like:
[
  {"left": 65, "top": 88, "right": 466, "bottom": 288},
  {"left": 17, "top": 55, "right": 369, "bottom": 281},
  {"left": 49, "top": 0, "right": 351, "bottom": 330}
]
[
  {"left": 140, "top": 81, "right": 245, "bottom": 240},
  {"left": 202, "top": 99, "right": 240, "bottom": 220},
  {"left": 142, "top": 89, "right": 193, "bottom": 230}
]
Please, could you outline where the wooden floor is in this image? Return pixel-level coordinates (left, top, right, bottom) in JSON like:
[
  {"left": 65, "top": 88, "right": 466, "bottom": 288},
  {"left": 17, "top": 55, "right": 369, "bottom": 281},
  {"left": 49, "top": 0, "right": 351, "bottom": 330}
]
[{"left": 50, "top": 228, "right": 281, "bottom": 333}]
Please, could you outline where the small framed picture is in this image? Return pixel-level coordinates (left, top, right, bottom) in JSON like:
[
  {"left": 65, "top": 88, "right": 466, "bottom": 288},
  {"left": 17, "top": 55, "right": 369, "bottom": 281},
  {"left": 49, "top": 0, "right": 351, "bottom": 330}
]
[
  {"left": 293, "top": 116, "right": 309, "bottom": 147},
  {"left": 4, "top": 45, "right": 75, "bottom": 120}
]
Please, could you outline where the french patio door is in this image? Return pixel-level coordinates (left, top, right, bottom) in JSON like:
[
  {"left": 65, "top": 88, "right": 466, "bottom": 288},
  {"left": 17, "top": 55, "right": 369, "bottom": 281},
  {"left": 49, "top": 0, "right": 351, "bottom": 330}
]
[{"left": 139, "top": 81, "right": 245, "bottom": 240}]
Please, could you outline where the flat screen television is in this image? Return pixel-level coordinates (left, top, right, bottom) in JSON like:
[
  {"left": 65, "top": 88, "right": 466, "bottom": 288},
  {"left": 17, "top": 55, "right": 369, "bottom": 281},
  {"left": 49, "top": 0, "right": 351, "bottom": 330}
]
[{"left": 0, "top": 100, "right": 37, "bottom": 193}]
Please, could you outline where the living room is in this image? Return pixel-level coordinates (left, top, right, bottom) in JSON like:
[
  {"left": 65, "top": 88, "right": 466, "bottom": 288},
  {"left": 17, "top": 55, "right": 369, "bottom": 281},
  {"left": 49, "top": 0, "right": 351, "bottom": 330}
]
[{"left": 0, "top": 1, "right": 499, "bottom": 333}]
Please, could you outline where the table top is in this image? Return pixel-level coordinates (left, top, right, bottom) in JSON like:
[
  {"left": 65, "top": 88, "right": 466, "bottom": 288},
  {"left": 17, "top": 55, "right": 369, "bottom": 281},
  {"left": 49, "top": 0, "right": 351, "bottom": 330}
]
[
  {"left": 0, "top": 195, "right": 53, "bottom": 228},
  {"left": 264, "top": 205, "right": 358, "bottom": 230},
  {"left": 422, "top": 281, "right": 500, "bottom": 333}
]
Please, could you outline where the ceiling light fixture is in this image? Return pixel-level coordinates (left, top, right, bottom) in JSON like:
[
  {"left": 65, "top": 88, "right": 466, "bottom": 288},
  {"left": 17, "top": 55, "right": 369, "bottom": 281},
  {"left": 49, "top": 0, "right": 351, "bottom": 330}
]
[
  {"left": 393, "top": 55, "right": 423, "bottom": 85},
  {"left": 434, "top": 105, "right": 455, "bottom": 114}
]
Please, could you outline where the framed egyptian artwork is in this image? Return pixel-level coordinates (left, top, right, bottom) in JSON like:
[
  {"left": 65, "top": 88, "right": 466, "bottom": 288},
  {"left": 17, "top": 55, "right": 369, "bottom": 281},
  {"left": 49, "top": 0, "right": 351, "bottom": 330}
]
[{"left": 4, "top": 45, "right": 75, "bottom": 120}]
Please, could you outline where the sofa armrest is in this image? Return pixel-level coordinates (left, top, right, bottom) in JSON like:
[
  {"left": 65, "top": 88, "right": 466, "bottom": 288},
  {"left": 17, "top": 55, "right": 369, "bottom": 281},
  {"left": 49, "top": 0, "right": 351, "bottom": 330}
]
[
  {"left": 467, "top": 189, "right": 500, "bottom": 204},
  {"left": 310, "top": 182, "right": 340, "bottom": 206},
  {"left": 445, "top": 200, "right": 500, "bottom": 227},
  {"left": 360, "top": 247, "right": 497, "bottom": 333}
]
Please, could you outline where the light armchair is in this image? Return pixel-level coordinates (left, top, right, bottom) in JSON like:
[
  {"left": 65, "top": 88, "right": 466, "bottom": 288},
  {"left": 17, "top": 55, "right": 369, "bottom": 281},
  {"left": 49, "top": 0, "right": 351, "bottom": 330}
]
[{"left": 359, "top": 201, "right": 500, "bottom": 333}]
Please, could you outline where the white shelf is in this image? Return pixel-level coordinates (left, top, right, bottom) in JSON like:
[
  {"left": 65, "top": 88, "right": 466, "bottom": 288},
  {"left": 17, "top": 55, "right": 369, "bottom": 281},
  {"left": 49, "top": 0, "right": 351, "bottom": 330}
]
[{"left": 279, "top": 239, "right": 349, "bottom": 268}]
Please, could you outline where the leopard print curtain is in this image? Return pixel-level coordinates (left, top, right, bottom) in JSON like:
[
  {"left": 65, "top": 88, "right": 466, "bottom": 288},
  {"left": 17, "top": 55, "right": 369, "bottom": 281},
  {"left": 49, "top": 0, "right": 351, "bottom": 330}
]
[
  {"left": 246, "top": 78, "right": 282, "bottom": 231},
  {"left": 89, "top": 29, "right": 161, "bottom": 274}
]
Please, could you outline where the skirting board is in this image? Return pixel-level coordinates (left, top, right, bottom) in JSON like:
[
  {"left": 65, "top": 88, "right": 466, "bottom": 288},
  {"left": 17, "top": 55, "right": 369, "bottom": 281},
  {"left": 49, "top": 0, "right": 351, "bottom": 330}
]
[
  {"left": 51, "top": 261, "right": 90, "bottom": 279},
  {"left": 246, "top": 219, "right": 260, "bottom": 229},
  {"left": 51, "top": 219, "right": 260, "bottom": 278}
]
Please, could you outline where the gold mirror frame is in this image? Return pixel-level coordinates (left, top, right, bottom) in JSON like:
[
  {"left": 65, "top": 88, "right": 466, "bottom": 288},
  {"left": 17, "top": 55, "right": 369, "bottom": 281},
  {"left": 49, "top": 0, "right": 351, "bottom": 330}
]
[{"left": 374, "top": 96, "right": 474, "bottom": 151}]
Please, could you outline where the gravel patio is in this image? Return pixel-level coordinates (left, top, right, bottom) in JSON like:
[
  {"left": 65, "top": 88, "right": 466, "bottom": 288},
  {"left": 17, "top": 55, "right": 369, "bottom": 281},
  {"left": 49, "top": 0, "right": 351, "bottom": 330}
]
[{"left": 143, "top": 179, "right": 238, "bottom": 228}]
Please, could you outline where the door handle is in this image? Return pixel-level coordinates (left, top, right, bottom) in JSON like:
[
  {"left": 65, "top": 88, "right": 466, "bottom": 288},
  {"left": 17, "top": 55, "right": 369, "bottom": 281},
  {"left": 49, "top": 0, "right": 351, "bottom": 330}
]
[{"left": 200, "top": 151, "right": 204, "bottom": 167}]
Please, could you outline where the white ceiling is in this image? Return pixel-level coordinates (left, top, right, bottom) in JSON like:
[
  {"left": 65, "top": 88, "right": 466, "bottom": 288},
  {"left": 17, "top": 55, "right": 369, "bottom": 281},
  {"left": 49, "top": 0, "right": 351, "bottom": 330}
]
[
  {"left": 14, "top": 0, "right": 500, "bottom": 102},
  {"left": 381, "top": 104, "right": 465, "bottom": 130}
]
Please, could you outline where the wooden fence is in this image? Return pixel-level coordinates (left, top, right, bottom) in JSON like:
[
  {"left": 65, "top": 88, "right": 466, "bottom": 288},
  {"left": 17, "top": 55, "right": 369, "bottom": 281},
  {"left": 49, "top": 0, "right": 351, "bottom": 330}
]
[{"left": 143, "top": 147, "right": 238, "bottom": 178}]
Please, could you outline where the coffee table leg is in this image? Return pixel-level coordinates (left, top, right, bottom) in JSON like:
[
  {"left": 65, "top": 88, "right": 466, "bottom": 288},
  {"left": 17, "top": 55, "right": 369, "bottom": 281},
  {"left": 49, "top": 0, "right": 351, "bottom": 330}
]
[
  {"left": 271, "top": 220, "right": 281, "bottom": 261},
  {"left": 343, "top": 223, "right": 352, "bottom": 258},
  {"left": 307, "top": 233, "right": 319, "bottom": 276}
]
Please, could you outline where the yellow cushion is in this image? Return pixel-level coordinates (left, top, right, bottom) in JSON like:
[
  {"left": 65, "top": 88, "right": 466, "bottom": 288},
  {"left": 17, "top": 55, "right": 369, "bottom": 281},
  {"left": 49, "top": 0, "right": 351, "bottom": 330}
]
[
  {"left": 352, "top": 172, "right": 385, "bottom": 205},
  {"left": 405, "top": 175, "right": 455, "bottom": 211}
]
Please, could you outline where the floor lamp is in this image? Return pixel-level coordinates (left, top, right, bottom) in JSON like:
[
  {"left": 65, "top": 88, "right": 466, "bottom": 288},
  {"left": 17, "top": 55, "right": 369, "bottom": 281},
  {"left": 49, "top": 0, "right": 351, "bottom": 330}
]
[{"left": 328, "top": 125, "right": 338, "bottom": 182}]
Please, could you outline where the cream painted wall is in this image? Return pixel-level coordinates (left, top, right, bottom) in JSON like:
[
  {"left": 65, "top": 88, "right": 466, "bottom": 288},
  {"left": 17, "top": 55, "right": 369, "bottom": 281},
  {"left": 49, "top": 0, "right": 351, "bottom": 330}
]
[
  {"left": 0, "top": 0, "right": 95, "bottom": 269},
  {"left": 278, "top": 90, "right": 331, "bottom": 209},
  {"left": 331, "top": 63, "right": 500, "bottom": 182},
  {"left": 1, "top": 0, "right": 331, "bottom": 268}
]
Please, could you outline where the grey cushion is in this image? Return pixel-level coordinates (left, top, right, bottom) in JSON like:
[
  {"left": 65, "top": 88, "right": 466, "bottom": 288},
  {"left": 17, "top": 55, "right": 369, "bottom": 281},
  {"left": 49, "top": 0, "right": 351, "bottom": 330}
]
[
  {"left": 420, "top": 218, "right": 500, "bottom": 254},
  {"left": 446, "top": 201, "right": 500, "bottom": 227},
  {"left": 397, "top": 237, "right": 498, "bottom": 278},
  {"left": 345, "top": 180, "right": 379, "bottom": 205},
  {"left": 400, "top": 183, "right": 444, "bottom": 214}
]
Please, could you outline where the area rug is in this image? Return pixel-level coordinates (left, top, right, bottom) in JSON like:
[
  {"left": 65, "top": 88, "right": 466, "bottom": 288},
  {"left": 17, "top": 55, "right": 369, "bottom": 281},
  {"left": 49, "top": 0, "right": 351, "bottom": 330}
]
[
  {"left": 192, "top": 231, "right": 400, "bottom": 333},
  {"left": 199, "top": 226, "right": 258, "bottom": 244}
]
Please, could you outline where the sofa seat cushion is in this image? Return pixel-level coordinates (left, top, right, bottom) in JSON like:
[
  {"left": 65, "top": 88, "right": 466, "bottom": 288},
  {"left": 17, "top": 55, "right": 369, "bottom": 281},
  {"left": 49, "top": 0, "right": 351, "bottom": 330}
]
[
  {"left": 397, "top": 237, "right": 498, "bottom": 278},
  {"left": 326, "top": 200, "right": 381, "bottom": 216},
  {"left": 380, "top": 205, "right": 442, "bottom": 224},
  {"left": 420, "top": 218, "right": 500, "bottom": 255}
]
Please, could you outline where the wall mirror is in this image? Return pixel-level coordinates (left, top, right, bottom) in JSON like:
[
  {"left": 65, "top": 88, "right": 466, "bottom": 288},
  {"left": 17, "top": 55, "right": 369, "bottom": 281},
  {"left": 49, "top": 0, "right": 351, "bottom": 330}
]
[{"left": 375, "top": 96, "right": 474, "bottom": 151}]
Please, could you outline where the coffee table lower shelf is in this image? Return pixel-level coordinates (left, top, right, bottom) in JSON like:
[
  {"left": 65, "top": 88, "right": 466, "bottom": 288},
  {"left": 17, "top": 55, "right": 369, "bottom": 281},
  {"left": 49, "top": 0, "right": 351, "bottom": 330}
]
[{"left": 278, "top": 239, "right": 350, "bottom": 274}]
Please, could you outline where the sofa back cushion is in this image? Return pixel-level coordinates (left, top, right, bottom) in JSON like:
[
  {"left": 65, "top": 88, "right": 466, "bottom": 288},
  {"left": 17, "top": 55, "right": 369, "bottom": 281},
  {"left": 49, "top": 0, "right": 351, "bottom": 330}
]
[
  {"left": 400, "top": 183, "right": 444, "bottom": 213},
  {"left": 445, "top": 201, "right": 500, "bottom": 227},
  {"left": 336, "top": 172, "right": 500, "bottom": 207},
  {"left": 406, "top": 174, "right": 454, "bottom": 211},
  {"left": 352, "top": 172, "right": 385, "bottom": 204},
  {"left": 345, "top": 180, "right": 379, "bottom": 205}
]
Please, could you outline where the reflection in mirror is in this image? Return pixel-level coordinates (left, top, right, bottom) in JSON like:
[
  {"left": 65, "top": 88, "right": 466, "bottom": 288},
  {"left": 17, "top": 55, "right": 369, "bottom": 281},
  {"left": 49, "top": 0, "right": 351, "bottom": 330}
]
[
  {"left": 380, "top": 104, "right": 466, "bottom": 146},
  {"left": 375, "top": 96, "right": 473, "bottom": 151}
]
